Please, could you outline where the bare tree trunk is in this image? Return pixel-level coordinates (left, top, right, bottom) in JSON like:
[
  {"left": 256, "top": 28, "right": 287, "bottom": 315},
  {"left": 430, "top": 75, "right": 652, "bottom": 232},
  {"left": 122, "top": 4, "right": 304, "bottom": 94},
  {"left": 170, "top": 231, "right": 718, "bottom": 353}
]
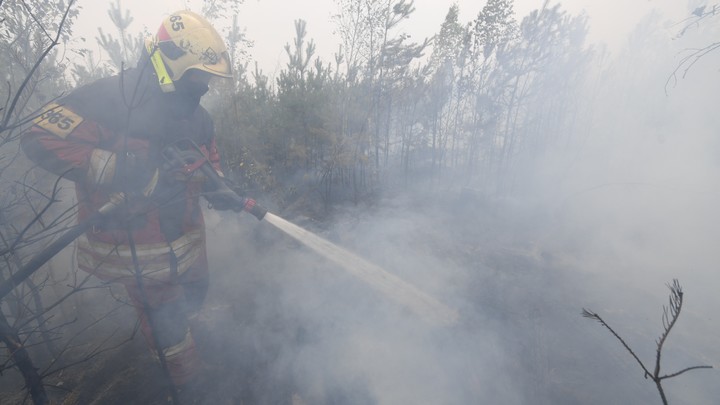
[
  {"left": 0, "top": 311, "right": 48, "bottom": 405},
  {"left": 24, "top": 276, "right": 60, "bottom": 360}
]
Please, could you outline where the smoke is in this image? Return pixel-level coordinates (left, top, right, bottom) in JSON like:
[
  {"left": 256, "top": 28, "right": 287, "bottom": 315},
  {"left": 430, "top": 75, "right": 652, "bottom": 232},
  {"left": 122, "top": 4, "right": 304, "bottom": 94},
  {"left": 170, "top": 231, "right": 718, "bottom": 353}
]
[
  {"left": 198, "top": 9, "right": 720, "bottom": 405},
  {"left": 203, "top": 177, "right": 717, "bottom": 405},
  {"left": 204, "top": 205, "right": 523, "bottom": 404}
]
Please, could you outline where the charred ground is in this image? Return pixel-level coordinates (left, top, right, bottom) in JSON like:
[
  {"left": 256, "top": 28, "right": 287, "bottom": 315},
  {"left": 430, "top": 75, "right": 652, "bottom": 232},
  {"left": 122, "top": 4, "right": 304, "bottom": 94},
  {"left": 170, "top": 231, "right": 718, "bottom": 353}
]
[{"left": 1, "top": 191, "right": 716, "bottom": 404}]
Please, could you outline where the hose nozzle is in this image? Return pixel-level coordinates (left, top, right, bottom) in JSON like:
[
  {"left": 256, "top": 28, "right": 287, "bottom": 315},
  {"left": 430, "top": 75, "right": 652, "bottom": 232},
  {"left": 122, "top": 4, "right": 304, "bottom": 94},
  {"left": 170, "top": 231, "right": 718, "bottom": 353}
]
[{"left": 243, "top": 198, "right": 267, "bottom": 221}]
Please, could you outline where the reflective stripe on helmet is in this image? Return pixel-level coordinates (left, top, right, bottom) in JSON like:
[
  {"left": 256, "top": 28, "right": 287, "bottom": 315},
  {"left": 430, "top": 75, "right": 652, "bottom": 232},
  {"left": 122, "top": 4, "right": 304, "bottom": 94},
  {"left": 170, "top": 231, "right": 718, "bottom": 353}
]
[{"left": 145, "top": 38, "right": 176, "bottom": 93}]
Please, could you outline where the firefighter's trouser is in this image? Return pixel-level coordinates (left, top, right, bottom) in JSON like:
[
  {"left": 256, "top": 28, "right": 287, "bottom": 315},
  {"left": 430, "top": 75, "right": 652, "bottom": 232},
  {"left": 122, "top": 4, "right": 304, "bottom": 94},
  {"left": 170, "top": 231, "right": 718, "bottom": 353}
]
[{"left": 92, "top": 249, "right": 209, "bottom": 386}]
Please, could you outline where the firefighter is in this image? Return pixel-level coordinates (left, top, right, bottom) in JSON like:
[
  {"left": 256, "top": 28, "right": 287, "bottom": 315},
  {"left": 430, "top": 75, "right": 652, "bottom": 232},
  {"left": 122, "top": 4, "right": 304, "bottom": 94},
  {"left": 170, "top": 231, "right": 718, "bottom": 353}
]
[{"left": 21, "top": 10, "right": 238, "bottom": 393}]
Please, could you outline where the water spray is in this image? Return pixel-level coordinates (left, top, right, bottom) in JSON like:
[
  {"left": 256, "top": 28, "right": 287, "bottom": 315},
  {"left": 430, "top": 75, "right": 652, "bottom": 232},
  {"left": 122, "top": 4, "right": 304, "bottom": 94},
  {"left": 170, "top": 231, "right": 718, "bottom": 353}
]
[
  {"left": 263, "top": 213, "right": 459, "bottom": 326},
  {"left": 166, "top": 140, "right": 458, "bottom": 325}
]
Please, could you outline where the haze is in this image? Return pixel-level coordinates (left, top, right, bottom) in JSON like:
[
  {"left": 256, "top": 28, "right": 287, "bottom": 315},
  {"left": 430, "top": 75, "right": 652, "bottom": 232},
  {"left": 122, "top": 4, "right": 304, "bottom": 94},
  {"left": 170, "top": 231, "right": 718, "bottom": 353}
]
[
  {"left": 1, "top": 0, "right": 718, "bottom": 404},
  {"left": 75, "top": 0, "right": 687, "bottom": 75}
]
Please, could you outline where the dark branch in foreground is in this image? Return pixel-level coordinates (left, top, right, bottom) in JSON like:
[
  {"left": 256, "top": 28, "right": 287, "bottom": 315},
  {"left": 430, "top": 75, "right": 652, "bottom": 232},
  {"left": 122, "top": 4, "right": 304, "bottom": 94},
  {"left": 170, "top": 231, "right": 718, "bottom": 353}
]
[
  {"left": 0, "top": 310, "right": 48, "bottom": 404},
  {"left": 582, "top": 279, "right": 712, "bottom": 405},
  {"left": 581, "top": 308, "right": 652, "bottom": 378}
]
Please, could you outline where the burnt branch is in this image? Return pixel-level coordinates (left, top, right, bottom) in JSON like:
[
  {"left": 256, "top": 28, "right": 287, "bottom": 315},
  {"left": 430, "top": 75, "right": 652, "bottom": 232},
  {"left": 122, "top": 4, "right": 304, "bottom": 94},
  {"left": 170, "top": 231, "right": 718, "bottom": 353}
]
[
  {"left": 660, "top": 365, "right": 714, "bottom": 380},
  {"left": 0, "top": 0, "right": 75, "bottom": 132},
  {"left": 41, "top": 304, "right": 133, "bottom": 379},
  {"left": 0, "top": 310, "right": 48, "bottom": 404},
  {"left": 582, "top": 279, "right": 712, "bottom": 405},
  {"left": 654, "top": 280, "right": 683, "bottom": 378},
  {"left": 581, "top": 308, "right": 651, "bottom": 378},
  {"left": 665, "top": 41, "right": 720, "bottom": 94},
  {"left": 3, "top": 173, "right": 64, "bottom": 255}
]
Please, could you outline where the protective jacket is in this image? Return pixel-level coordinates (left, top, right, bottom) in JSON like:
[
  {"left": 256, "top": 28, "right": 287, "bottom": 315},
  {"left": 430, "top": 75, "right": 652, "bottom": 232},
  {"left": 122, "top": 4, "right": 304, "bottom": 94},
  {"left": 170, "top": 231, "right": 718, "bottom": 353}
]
[
  {"left": 21, "top": 63, "right": 223, "bottom": 385},
  {"left": 22, "top": 64, "right": 223, "bottom": 280}
]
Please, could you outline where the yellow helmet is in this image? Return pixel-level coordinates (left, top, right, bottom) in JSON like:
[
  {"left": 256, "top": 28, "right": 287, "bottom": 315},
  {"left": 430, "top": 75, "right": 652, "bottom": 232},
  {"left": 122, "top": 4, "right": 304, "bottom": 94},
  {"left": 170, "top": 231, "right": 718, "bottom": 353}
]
[{"left": 146, "top": 10, "right": 231, "bottom": 90}]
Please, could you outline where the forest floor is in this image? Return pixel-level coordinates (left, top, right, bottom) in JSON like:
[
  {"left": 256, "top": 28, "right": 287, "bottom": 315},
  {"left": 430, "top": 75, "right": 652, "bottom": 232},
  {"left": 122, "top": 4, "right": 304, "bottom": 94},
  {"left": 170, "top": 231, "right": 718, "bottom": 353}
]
[{"left": 0, "top": 190, "right": 717, "bottom": 404}]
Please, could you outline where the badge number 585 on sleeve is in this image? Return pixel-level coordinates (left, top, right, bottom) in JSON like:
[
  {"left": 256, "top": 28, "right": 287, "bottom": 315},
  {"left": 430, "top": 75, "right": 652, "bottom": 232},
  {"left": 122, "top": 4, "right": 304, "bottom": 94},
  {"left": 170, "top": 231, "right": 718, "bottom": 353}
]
[{"left": 34, "top": 103, "right": 83, "bottom": 139}]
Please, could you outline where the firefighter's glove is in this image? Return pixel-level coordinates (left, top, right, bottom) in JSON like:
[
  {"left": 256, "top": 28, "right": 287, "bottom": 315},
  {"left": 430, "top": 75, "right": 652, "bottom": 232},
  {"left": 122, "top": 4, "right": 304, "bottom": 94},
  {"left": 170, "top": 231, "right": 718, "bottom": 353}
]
[
  {"left": 161, "top": 147, "right": 207, "bottom": 181},
  {"left": 101, "top": 137, "right": 159, "bottom": 198},
  {"left": 205, "top": 191, "right": 267, "bottom": 220},
  {"left": 120, "top": 165, "right": 159, "bottom": 198}
]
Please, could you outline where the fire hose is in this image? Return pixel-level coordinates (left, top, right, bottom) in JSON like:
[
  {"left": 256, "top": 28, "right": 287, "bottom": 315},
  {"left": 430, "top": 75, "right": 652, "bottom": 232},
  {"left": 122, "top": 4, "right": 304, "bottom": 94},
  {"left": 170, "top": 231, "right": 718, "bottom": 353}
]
[
  {"left": 1, "top": 139, "right": 456, "bottom": 325},
  {"left": 161, "top": 139, "right": 267, "bottom": 221}
]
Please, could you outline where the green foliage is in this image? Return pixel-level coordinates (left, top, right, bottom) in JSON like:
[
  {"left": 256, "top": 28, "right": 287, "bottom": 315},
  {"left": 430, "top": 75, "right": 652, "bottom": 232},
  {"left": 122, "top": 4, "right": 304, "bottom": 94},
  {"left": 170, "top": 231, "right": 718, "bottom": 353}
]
[
  {"left": 36, "top": 1, "right": 595, "bottom": 210},
  {"left": 430, "top": 4, "right": 465, "bottom": 69},
  {"left": 95, "top": 0, "right": 144, "bottom": 72},
  {"left": 473, "top": 0, "right": 517, "bottom": 59},
  {"left": 201, "top": 0, "right": 245, "bottom": 20},
  {"left": 209, "top": 0, "right": 595, "bottom": 209},
  {"left": 0, "top": 0, "right": 78, "bottom": 121},
  {"left": 225, "top": 14, "right": 253, "bottom": 75}
]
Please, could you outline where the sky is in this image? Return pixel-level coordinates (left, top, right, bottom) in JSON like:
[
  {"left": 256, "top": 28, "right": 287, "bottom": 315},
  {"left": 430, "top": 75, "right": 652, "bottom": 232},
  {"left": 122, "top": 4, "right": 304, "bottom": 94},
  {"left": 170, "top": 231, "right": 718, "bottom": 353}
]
[{"left": 73, "top": 0, "right": 691, "bottom": 77}]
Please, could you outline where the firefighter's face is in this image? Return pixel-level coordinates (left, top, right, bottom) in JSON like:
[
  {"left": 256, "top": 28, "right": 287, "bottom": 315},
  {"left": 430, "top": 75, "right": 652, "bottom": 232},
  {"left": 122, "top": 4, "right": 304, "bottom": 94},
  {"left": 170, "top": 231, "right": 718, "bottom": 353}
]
[
  {"left": 184, "top": 69, "right": 214, "bottom": 86},
  {"left": 166, "top": 70, "right": 212, "bottom": 118},
  {"left": 176, "top": 70, "right": 211, "bottom": 99}
]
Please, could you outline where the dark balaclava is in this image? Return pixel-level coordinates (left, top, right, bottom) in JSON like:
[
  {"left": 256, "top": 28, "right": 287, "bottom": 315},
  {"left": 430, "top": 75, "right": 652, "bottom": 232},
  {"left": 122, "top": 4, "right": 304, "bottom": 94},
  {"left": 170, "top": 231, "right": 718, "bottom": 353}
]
[{"left": 164, "top": 75, "right": 209, "bottom": 119}]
